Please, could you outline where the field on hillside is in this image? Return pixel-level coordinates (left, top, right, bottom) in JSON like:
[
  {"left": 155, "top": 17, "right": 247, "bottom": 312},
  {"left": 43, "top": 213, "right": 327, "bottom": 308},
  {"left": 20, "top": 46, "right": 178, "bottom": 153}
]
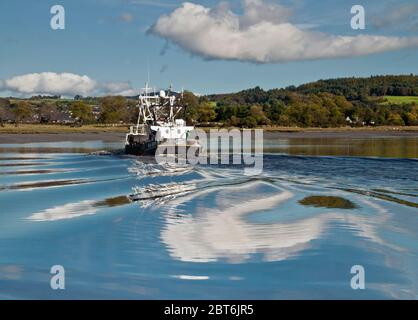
[{"left": 382, "top": 96, "right": 418, "bottom": 105}]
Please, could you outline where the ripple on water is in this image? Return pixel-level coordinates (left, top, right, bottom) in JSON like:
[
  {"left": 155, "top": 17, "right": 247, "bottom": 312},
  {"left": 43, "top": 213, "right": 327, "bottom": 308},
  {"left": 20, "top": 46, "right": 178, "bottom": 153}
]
[{"left": 2, "top": 146, "right": 418, "bottom": 299}]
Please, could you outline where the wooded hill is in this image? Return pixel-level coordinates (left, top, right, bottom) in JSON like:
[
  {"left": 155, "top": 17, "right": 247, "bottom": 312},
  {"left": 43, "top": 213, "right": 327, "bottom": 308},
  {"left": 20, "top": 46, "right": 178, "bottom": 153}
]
[
  {"left": 204, "top": 75, "right": 418, "bottom": 127},
  {"left": 291, "top": 75, "right": 418, "bottom": 99}
]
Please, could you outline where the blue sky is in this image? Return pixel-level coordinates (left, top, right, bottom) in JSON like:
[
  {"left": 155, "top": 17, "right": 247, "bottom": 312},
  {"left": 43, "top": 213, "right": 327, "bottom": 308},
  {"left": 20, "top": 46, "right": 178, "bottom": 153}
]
[{"left": 0, "top": 0, "right": 417, "bottom": 96}]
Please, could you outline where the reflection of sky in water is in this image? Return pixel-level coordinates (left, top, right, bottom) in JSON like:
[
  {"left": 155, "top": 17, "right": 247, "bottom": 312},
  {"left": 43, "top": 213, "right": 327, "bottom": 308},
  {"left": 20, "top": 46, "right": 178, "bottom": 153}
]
[{"left": 0, "top": 139, "right": 417, "bottom": 299}]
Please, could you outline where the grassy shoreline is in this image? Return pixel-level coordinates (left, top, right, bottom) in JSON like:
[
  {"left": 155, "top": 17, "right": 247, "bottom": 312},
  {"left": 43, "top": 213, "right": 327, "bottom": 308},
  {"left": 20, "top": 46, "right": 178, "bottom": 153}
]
[
  {"left": 198, "top": 125, "right": 418, "bottom": 133},
  {"left": 1, "top": 124, "right": 417, "bottom": 144},
  {"left": 1, "top": 124, "right": 418, "bottom": 134}
]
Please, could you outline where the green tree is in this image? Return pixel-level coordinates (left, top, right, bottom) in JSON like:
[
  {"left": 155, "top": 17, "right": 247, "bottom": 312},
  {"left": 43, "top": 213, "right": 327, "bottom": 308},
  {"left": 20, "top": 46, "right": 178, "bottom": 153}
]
[
  {"left": 197, "top": 102, "right": 216, "bottom": 123},
  {"left": 387, "top": 112, "right": 405, "bottom": 126},
  {"left": 181, "top": 91, "right": 200, "bottom": 124},
  {"left": 249, "top": 105, "right": 270, "bottom": 126},
  {"left": 99, "top": 96, "right": 128, "bottom": 124},
  {"left": 241, "top": 116, "right": 257, "bottom": 128},
  {"left": 328, "top": 106, "right": 345, "bottom": 126},
  {"left": 403, "top": 112, "right": 418, "bottom": 125},
  {"left": 230, "top": 115, "right": 240, "bottom": 127},
  {"left": 126, "top": 99, "right": 140, "bottom": 123},
  {"left": 278, "top": 114, "right": 292, "bottom": 126},
  {"left": 12, "top": 101, "right": 33, "bottom": 126},
  {"left": 265, "top": 99, "right": 284, "bottom": 124},
  {"left": 70, "top": 101, "right": 94, "bottom": 125}
]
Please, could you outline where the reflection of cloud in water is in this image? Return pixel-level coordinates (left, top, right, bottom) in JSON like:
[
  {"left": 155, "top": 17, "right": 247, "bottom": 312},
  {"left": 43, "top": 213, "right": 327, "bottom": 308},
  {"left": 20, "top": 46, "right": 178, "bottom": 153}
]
[
  {"left": 161, "top": 189, "right": 326, "bottom": 263},
  {"left": 28, "top": 200, "right": 99, "bottom": 221},
  {"left": 171, "top": 275, "right": 210, "bottom": 281},
  {"left": 0, "top": 265, "right": 23, "bottom": 280},
  {"left": 27, "top": 196, "right": 131, "bottom": 221},
  {"left": 160, "top": 180, "right": 393, "bottom": 263}
]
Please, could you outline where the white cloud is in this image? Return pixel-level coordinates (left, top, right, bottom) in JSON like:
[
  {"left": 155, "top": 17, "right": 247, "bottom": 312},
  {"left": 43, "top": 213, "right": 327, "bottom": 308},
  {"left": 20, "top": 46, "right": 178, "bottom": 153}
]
[
  {"left": 0, "top": 72, "right": 137, "bottom": 97},
  {"left": 101, "top": 81, "right": 138, "bottom": 96},
  {"left": 1, "top": 72, "right": 97, "bottom": 96},
  {"left": 150, "top": 0, "right": 418, "bottom": 63},
  {"left": 239, "top": 0, "right": 292, "bottom": 28}
]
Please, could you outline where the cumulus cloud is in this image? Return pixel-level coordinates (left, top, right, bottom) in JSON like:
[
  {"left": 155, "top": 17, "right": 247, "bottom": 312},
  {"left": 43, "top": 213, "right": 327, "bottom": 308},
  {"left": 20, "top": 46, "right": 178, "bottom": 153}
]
[
  {"left": 1, "top": 73, "right": 97, "bottom": 96},
  {"left": 0, "top": 72, "right": 137, "bottom": 97},
  {"left": 239, "top": 0, "right": 292, "bottom": 28},
  {"left": 150, "top": 0, "right": 418, "bottom": 63},
  {"left": 101, "top": 81, "right": 138, "bottom": 96}
]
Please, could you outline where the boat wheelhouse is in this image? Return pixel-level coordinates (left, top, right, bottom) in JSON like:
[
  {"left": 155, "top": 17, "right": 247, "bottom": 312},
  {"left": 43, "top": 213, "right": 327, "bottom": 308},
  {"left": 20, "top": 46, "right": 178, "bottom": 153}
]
[{"left": 125, "top": 83, "right": 199, "bottom": 156}]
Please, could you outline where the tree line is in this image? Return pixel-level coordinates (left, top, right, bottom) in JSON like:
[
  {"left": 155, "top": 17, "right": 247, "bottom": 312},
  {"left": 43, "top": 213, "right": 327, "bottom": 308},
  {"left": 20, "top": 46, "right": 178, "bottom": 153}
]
[
  {"left": 0, "top": 96, "right": 139, "bottom": 127},
  {"left": 203, "top": 90, "right": 418, "bottom": 127},
  {"left": 1, "top": 75, "right": 418, "bottom": 127},
  {"left": 289, "top": 74, "right": 418, "bottom": 100}
]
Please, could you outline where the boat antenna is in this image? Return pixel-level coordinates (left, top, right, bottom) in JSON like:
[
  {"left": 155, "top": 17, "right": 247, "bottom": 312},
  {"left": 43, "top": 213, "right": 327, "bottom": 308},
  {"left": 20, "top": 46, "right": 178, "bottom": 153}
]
[{"left": 182, "top": 86, "right": 187, "bottom": 120}]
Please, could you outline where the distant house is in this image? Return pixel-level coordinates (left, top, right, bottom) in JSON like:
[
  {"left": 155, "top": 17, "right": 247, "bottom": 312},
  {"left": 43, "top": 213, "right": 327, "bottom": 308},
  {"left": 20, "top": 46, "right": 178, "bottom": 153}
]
[
  {"left": 92, "top": 105, "right": 101, "bottom": 120},
  {"left": 59, "top": 111, "right": 75, "bottom": 124}
]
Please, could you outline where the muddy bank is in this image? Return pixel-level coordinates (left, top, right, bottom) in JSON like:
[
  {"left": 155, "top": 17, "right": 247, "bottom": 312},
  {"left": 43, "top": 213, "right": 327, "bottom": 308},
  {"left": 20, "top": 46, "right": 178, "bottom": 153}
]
[
  {"left": 263, "top": 130, "right": 418, "bottom": 139},
  {"left": 1, "top": 129, "right": 418, "bottom": 145},
  {"left": 0, "top": 132, "right": 126, "bottom": 144}
]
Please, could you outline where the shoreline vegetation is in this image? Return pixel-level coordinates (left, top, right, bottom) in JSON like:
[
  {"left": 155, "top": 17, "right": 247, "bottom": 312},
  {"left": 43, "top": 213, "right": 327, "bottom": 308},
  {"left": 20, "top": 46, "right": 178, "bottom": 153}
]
[
  {"left": 1, "top": 75, "right": 418, "bottom": 135},
  {"left": 1, "top": 123, "right": 418, "bottom": 135}
]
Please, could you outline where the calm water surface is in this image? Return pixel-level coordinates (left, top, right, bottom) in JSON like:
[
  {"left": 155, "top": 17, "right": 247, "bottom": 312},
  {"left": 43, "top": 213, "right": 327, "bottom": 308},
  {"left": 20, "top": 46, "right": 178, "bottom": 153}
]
[{"left": 0, "top": 137, "right": 417, "bottom": 299}]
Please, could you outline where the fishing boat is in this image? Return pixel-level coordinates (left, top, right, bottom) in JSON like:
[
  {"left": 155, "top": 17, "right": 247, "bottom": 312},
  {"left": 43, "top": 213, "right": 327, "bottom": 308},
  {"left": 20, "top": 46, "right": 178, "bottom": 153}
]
[{"left": 125, "top": 83, "right": 200, "bottom": 156}]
